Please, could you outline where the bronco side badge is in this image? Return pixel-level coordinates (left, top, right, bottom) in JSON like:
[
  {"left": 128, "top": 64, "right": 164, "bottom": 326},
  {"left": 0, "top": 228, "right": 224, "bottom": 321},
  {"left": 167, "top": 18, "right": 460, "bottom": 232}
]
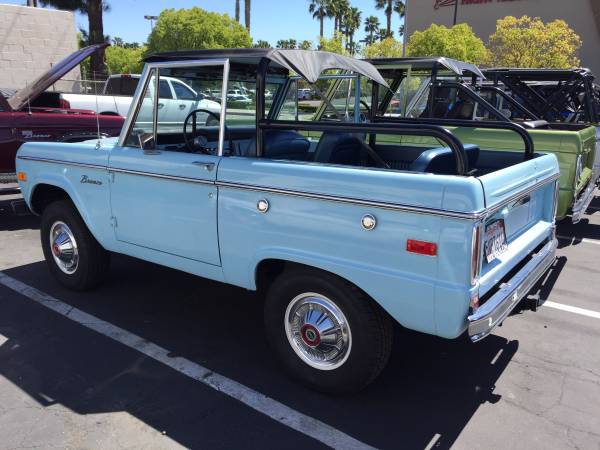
[{"left": 80, "top": 175, "right": 103, "bottom": 186}]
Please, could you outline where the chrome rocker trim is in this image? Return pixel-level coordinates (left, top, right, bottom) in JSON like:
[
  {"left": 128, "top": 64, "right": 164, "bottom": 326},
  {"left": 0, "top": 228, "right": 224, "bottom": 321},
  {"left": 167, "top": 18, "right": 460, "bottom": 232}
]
[{"left": 468, "top": 238, "right": 558, "bottom": 343}]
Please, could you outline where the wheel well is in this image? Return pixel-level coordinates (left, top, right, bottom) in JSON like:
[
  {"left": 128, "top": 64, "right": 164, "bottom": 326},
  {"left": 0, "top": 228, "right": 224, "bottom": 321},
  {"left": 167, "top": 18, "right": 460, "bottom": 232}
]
[
  {"left": 255, "top": 259, "right": 353, "bottom": 294},
  {"left": 30, "top": 184, "right": 70, "bottom": 215}
]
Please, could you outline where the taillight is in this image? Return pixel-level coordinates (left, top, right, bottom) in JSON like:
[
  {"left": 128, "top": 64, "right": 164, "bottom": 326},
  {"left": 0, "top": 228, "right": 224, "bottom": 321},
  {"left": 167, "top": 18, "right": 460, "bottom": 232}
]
[
  {"left": 406, "top": 239, "right": 437, "bottom": 256},
  {"left": 59, "top": 98, "right": 70, "bottom": 109},
  {"left": 471, "top": 223, "right": 483, "bottom": 285}
]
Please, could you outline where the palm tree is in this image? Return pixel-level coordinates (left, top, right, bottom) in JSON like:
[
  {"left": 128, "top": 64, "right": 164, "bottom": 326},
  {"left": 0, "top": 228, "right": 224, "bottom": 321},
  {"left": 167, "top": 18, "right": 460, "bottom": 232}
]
[
  {"left": 244, "top": 0, "right": 251, "bottom": 31},
  {"left": 343, "top": 7, "right": 361, "bottom": 54},
  {"left": 375, "top": 0, "right": 404, "bottom": 37},
  {"left": 327, "top": 0, "right": 349, "bottom": 34},
  {"left": 41, "top": 0, "right": 110, "bottom": 77},
  {"left": 308, "top": 0, "right": 328, "bottom": 38},
  {"left": 235, "top": 0, "right": 240, "bottom": 22},
  {"left": 364, "top": 15, "right": 380, "bottom": 45}
]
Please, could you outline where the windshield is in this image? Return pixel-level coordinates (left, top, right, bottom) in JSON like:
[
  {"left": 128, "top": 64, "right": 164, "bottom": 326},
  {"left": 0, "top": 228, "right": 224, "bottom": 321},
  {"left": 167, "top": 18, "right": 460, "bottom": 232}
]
[{"left": 274, "top": 73, "right": 372, "bottom": 123}]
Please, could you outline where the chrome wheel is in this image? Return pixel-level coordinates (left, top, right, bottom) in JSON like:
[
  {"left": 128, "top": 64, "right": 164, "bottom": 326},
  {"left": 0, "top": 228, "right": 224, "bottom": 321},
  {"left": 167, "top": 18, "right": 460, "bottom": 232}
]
[
  {"left": 49, "top": 221, "right": 79, "bottom": 274},
  {"left": 284, "top": 292, "right": 352, "bottom": 370}
]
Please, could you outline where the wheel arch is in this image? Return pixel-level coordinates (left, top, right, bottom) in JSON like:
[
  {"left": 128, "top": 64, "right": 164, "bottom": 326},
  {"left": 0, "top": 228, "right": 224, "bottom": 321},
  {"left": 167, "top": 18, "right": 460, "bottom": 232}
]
[{"left": 28, "top": 180, "right": 104, "bottom": 245}]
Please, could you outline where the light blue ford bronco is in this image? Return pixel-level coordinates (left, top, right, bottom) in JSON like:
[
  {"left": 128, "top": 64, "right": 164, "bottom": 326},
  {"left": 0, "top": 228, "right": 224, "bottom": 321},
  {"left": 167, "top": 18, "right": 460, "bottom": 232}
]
[{"left": 16, "top": 49, "right": 560, "bottom": 392}]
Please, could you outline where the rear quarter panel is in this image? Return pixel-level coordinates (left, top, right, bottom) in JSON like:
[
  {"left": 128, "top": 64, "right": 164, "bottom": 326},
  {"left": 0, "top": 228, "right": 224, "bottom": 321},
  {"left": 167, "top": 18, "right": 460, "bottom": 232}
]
[{"left": 217, "top": 157, "right": 485, "bottom": 337}]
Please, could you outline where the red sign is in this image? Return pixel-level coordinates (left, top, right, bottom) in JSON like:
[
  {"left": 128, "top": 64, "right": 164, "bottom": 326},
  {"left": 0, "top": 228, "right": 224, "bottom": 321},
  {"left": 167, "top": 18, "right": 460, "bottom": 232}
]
[{"left": 434, "top": 0, "right": 457, "bottom": 9}]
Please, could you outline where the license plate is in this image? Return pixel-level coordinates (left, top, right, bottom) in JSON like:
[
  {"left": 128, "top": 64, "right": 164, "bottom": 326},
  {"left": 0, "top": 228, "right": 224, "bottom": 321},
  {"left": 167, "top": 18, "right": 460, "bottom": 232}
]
[{"left": 484, "top": 219, "right": 508, "bottom": 263}]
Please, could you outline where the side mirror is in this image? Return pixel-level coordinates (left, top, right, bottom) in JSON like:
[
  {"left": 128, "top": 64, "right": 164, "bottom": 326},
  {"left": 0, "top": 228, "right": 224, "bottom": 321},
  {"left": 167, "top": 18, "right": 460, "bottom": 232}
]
[{"left": 138, "top": 132, "right": 159, "bottom": 154}]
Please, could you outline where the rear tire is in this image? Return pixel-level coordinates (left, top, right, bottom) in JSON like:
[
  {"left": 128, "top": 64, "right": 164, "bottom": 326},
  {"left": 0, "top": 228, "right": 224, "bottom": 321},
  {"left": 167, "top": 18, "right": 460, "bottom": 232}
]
[
  {"left": 264, "top": 267, "right": 393, "bottom": 393},
  {"left": 40, "top": 199, "right": 110, "bottom": 290}
]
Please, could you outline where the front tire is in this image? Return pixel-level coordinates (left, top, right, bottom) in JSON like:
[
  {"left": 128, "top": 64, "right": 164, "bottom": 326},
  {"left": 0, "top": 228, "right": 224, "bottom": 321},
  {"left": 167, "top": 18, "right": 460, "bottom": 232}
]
[
  {"left": 41, "top": 200, "right": 110, "bottom": 290},
  {"left": 264, "top": 267, "right": 393, "bottom": 393}
]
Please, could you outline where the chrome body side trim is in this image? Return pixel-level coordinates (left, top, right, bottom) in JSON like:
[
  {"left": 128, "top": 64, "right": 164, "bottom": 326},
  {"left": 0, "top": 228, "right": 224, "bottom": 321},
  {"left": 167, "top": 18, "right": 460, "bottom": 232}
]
[
  {"left": 217, "top": 181, "right": 481, "bottom": 219},
  {"left": 468, "top": 238, "right": 558, "bottom": 342},
  {"left": 18, "top": 156, "right": 560, "bottom": 220},
  {"left": 17, "top": 156, "right": 106, "bottom": 171},
  {"left": 108, "top": 167, "right": 215, "bottom": 185}
]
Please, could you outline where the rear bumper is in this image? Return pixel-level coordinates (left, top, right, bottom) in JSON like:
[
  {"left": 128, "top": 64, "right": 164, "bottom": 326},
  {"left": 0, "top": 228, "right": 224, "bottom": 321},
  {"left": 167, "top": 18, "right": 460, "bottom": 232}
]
[
  {"left": 571, "top": 168, "right": 599, "bottom": 224},
  {"left": 468, "top": 238, "right": 557, "bottom": 342}
]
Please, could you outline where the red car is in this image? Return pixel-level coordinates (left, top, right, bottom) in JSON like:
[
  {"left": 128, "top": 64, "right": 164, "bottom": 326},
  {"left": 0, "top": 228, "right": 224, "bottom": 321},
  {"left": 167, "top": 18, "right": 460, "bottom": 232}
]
[{"left": 0, "top": 44, "right": 124, "bottom": 177}]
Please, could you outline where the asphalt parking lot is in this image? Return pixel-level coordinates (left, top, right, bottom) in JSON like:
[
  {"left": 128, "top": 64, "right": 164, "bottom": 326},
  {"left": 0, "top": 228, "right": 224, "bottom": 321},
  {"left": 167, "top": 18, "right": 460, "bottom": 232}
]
[{"left": 1, "top": 183, "right": 599, "bottom": 450}]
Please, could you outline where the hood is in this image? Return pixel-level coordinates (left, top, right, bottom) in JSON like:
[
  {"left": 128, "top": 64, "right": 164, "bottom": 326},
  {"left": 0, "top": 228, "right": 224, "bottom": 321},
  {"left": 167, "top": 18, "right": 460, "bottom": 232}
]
[{"left": 7, "top": 43, "right": 108, "bottom": 112}]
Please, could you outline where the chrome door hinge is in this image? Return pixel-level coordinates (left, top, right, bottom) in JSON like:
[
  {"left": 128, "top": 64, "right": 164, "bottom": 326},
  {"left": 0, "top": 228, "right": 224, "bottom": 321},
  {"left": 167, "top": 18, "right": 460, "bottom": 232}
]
[
  {"left": 108, "top": 172, "right": 115, "bottom": 183},
  {"left": 110, "top": 216, "right": 118, "bottom": 228}
]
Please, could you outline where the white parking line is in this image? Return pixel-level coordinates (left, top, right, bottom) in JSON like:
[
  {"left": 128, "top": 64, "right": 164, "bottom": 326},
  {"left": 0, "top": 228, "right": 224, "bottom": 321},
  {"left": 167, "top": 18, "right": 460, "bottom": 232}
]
[
  {"left": 557, "top": 235, "right": 600, "bottom": 246},
  {"left": 545, "top": 301, "right": 600, "bottom": 319},
  {"left": 0, "top": 272, "right": 374, "bottom": 450}
]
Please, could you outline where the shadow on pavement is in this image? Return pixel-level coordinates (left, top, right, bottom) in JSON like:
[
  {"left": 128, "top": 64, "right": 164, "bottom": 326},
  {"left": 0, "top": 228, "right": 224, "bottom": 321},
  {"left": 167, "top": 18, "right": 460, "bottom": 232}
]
[
  {"left": 0, "top": 256, "right": 519, "bottom": 449},
  {"left": 0, "top": 196, "right": 38, "bottom": 232}
]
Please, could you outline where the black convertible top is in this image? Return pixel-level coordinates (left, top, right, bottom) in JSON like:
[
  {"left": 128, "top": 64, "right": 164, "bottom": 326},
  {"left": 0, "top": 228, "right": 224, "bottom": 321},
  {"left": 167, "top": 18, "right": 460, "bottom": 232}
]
[
  {"left": 483, "top": 68, "right": 595, "bottom": 82},
  {"left": 364, "top": 57, "right": 485, "bottom": 79},
  {"left": 145, "top": 48, "right": 390, "bottom": 87}
]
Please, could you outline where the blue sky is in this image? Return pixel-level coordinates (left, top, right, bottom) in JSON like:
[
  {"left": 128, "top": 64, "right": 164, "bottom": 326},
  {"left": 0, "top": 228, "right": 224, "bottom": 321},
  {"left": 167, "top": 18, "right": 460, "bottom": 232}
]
[{"left": 3, "top": 0, "right": 405, "bottom": 47}]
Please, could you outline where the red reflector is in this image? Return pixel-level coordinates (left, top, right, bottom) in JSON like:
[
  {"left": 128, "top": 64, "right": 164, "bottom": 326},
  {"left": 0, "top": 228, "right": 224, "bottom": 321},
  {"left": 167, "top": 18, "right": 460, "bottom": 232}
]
[{"left": 406, "top": 239, "right": 437, "bottom": 256}]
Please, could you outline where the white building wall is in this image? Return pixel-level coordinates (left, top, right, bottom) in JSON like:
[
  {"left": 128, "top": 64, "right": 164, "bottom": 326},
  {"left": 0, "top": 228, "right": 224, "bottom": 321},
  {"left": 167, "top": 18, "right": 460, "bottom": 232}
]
[{"left": 0, "top": 4, "right": 80, "bottom": 91}]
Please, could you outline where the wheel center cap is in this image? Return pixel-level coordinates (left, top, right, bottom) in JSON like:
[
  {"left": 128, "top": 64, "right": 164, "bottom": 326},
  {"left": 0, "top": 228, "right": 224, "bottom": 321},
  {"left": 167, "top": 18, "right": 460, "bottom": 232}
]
[
  {"left": 52, "top": 243, "right": 61, "bottom": 257},
  {"left": 300, "top": 324, "right": 321, "bottom": 347}
]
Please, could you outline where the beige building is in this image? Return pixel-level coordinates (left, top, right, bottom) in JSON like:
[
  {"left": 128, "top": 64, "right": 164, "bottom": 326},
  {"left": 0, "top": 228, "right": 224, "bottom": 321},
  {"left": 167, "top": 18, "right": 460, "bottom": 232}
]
[
  {"left": 0, "top": 3, "right": 80, "bottom": 90},
  {"left": 405, "top": 0, "right": 600, "bottom": 76}
]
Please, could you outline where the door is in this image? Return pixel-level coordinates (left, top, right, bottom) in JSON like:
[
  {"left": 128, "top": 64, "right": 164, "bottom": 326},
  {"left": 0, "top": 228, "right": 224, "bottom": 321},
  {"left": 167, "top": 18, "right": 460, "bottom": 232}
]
[{"left": 108, "top": 63, "right": 227, "bottom": 266}]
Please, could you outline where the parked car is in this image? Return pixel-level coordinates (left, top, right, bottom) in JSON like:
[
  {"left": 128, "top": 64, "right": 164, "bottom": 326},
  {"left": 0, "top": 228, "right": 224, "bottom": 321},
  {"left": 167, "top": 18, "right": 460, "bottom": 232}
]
[
  {"left": 16, "top": 49, "right": 559, "bottom": 392},
  {"left": 0, "top": 44, "right": 124, "bottom": 178},
  {"left": 366, "top": 57, "right": 599, "bottom": 223},
  {"left": 298, "top": 88, "right": 313, "bottom": 100},
  {"left": 61, "top": 73, "right": 221, "bottom": 118}
]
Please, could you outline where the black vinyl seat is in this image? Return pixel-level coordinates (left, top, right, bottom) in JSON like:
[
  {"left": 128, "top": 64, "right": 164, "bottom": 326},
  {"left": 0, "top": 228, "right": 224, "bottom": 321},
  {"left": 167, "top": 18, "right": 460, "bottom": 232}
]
[
  {"left": 240, "top": 130, "right": 310, "bottom": 160},
  {"left": 410, "top": 144, "right": 480, "bottom": 175},
  {"left": 313, "top": 132, "right": 365, "bottom": 165}
]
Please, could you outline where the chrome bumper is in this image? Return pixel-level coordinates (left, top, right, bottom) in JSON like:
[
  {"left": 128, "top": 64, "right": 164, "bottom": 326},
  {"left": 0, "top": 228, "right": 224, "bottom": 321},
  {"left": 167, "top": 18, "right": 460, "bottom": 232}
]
[
  {"left": 571, "top": 169, "right": 599, "bottom": 224},
  {"left": 468, "top": 238, "right": 558, "bottom": 342}
]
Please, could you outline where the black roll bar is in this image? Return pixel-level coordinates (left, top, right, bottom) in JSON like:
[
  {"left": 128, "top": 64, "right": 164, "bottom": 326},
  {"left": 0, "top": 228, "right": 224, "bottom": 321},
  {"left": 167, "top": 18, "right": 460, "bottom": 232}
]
[
  {"left": 259, "top": 120, "right": 469, "bottom": 175},
  {"left": 374, "top": 117, "right": 535, "bottom": 161}
]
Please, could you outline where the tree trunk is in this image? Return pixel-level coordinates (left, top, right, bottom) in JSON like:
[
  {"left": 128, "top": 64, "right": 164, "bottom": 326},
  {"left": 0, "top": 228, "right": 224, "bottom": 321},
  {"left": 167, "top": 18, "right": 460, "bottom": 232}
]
[
  {"left": 386, "top": 0, "right": 392, "bottom": 34},
  {"left": 244, "top": 0, "right": 251, "bottom": 31},
  {"left": 87, "top": 0, "right": 106, "bottom": 78},
  {"left": 334, "top": 17, "right": 338, "bottom": 34},
  {"left": 235, "top": 0, "right": 240, "bottom": 22},
  {"left": 319, "top": 11, "right": 324, "bottom": 38}
]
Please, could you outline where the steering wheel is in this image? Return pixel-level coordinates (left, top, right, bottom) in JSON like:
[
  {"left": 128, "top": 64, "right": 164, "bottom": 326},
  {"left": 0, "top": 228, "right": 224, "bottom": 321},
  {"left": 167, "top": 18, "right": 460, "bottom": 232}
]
[
  {"left": 183, "top": 109, "right": 233, "bottom": 154},
  {"left": 360, "top": 100, "right": 371, "bottom": 116}
]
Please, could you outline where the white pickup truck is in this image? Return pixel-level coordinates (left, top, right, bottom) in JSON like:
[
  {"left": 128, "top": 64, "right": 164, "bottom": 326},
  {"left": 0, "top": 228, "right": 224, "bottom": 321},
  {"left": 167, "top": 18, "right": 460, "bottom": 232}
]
[{"left": 61, "top": 74, "right": 221, "bottom": 118}]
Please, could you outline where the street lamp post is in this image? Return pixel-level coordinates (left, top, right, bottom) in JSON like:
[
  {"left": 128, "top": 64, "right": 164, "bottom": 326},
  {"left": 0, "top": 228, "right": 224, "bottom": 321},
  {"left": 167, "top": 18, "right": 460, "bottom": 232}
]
[
  {"left": 144, "top": 15, "right": 159, "bottom": 31},
  {"left": 453, "top": 0, "right": 459, "bottom": 25}
]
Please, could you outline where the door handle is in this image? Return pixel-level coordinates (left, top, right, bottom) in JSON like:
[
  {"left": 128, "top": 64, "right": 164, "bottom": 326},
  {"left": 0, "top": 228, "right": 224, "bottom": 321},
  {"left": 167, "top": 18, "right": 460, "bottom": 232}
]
[
  {"left": 158, "top": 103, "right": 164, "bottom": 109},
  {"left": 192, "top": 161, "right": 215, "bottom": 171},
  {"left": 179, "top": 104, "right": 186, "bottom": 109}
]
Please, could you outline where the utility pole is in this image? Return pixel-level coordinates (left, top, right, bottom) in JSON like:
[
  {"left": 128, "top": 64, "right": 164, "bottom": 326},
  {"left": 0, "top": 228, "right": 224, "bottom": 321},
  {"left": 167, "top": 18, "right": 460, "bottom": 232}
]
[{"left": 453, "top": 0, "right": 459, "bottom": 25}]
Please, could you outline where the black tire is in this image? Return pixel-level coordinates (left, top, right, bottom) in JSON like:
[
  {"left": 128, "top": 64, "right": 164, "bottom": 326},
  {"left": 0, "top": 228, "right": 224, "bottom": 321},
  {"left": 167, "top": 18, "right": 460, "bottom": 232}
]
[
  {"left": 40, "top": 199, "right": 110, "bottom": 290},
  {"left": 264, "top": 267, "right": 393, "bottom": 393}
]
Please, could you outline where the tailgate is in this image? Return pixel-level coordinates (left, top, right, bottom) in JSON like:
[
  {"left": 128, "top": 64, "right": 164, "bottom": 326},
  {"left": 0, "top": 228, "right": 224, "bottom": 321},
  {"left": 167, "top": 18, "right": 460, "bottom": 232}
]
[{"left": 476, "top": 153, "right": 559, "bottom": 297}]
